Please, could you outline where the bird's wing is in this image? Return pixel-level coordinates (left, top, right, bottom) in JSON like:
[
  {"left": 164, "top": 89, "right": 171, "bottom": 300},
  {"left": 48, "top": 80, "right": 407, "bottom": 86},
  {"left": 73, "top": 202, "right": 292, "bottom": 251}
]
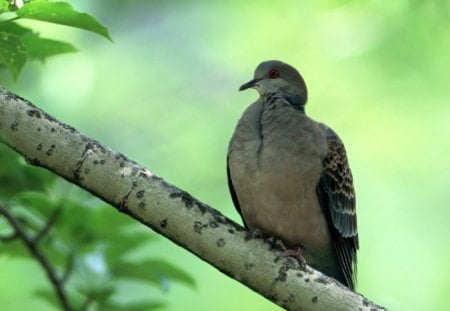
[
  {"left": 316, "top": 126, "right": 359, "bottom": 289},
  {"left": 227, "top": 157, "right": 248, "bottom": 229}
]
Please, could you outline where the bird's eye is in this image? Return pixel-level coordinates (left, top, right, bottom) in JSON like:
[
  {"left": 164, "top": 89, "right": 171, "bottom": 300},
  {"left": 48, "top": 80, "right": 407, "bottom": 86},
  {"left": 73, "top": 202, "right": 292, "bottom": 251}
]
[{"left": 268, "top": 69, "right": 279, "bottom": 79}]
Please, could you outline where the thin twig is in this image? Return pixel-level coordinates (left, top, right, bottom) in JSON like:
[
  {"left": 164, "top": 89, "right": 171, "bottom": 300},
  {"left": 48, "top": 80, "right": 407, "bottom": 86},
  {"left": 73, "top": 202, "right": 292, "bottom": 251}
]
[
  {"left": 0, "top": 204, "right": 73, "bottom": 311},
  {"left": 33, "top": 185, "right": 72, "bottom": 245},
  {"left": 79, "top": 296, "right": 94, "bottom": 311},
  {"left": 61, "top": 251, "right": 75, "bottom": 285},
  {"left": 33, "top": 205, "right": 63, "bottom": 244}
]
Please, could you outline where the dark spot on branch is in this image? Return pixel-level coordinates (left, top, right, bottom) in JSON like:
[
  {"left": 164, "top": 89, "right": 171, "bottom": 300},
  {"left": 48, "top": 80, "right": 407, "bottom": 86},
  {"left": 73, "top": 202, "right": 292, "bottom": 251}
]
[
  {"left": 312, "top": 296, "right": 318, "bottom": 303},
  {"left": 93, "top": 160, "right": 99, "bottom": 165},
  {"left": 170, "top": 191, "right": 194, "bottom": 208},
  {"left": 151, "top": 175, "right": 162, "bottom": 181},
  {"left": 136, "top": 190, "right": 145, "bottom": 198},
  {"left": 193, "top": 221, "right": 207, "bottom": 234},
  {"left": 37, "top": 127, "right": 41, "bottom": 132},
  {"left": 100, "top": 159, "right": 105, "bottom": 165},
  {"left": 27, "top": 109, "right": 41, "bottom": 118},
  {"left": 244, "top": 262, "right": 254, "bottom": 270},
  {"left": 314, "top": 276, "right": 330, "bottom": 285},
  {"left": 305, "top": 278, "right": 310, "bottom": 282},
  {"left": 118, "top": 197, "right": 129, "bottom": 211},
  {"left": 119, "top": 162, "right": 125, "bottom": 167},
  {"left": 285, "top": 294, "right": 295, "bottom": 303},
  {"left": 50, "top": 128, "right": 56, "bottom": 133},
  {"left": 10, "top": 121, "right": 18, "bottom": 131},
  {"left": 228, "top": 229, "right": 235, "bottom": 234},
  {"left": 181, "top": 195, "right": 194, "bottom": 208},
  {"left": 138, "top": 200, "right": 146, "bottom": 209},
  {"left": 37, "top": 143, "right": 43, "bottom": 151},
  {"left": 195, "top": 202, "right": 206, "bottom": 213},
  {"left": 160, "top": 218, "right": 168, "bottom": 228},
  {"left": 61, "top": 123, "right": 76, "bottom": 133},
  {"left": 46, "top": 144, "right": 56, "bottom": 156},
  {"left": 25, "top": 157, "right": 40, "bottom": 165},
  {"left": 216, "top": 238, "right": 225, "bottom": 247}
]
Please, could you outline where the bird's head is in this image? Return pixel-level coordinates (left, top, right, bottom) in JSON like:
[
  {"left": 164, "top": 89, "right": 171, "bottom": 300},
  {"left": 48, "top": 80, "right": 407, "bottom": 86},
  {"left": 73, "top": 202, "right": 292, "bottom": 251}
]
[{"left": 239, "top": 60, "right": 308, "bottom": 107}]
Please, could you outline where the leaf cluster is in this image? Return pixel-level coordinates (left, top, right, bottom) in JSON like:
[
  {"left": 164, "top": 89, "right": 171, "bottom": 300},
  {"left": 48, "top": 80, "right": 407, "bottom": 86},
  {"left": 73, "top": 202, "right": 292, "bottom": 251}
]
[
  {"left": 0, "top": 144, "right": 195, "bottom": 310},
  {"left": 0, "top": 0, "right": 111, "bottom": 80}
]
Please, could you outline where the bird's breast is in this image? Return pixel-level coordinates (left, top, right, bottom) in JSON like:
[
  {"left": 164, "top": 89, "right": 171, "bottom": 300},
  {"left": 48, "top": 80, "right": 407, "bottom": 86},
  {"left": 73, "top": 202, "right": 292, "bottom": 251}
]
[{"left": 228, "top": 101, "right": 332, "bottom": 260}]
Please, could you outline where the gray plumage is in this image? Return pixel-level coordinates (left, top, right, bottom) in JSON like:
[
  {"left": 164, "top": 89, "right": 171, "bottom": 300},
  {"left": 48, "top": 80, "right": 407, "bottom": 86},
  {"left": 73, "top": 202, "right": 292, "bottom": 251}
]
[{"left": 227, "top": 60, "right": 358, "bottom": 289}]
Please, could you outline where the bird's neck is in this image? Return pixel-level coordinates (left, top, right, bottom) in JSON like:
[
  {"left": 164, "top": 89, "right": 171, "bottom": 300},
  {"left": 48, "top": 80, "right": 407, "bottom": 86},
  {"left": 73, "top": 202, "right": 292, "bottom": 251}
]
[{"left": 263, "top": 92, "right": 306, "bottom": 113}]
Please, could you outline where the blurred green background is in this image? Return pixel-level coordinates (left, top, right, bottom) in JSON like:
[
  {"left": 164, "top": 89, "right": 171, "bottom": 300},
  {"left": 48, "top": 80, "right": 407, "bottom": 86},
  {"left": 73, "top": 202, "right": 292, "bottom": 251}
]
[{"left": 1, "top": 0, "right": 449, "bottom": 310}]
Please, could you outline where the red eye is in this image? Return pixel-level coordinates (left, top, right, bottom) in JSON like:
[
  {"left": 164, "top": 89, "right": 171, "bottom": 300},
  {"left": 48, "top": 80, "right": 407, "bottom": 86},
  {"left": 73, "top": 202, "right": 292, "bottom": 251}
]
[{"left": 268, "top": 69, "right": 279, "bottom": 79}]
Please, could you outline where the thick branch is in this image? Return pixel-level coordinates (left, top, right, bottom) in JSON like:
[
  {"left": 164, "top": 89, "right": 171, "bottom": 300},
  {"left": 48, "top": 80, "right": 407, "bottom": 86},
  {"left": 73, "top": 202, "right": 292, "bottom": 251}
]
[
  {"left": 0, "top": 86, "right": 386, "bottom": 311},
  {"left": 0, "top": 204, "right": 72, "bottom": 311}
]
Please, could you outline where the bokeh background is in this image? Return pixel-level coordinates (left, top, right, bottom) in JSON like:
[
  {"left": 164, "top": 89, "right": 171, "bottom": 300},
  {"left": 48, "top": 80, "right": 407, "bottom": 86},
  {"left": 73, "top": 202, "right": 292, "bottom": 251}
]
[{"left": 1, "top": 0, "right": 449, "bottom": 310}]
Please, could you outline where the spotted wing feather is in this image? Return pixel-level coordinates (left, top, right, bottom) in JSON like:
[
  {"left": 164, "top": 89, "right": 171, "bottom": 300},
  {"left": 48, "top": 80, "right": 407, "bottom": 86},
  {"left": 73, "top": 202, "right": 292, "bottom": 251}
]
[{"left": 316, "top": 126, "right": 359, "bottom": 289}]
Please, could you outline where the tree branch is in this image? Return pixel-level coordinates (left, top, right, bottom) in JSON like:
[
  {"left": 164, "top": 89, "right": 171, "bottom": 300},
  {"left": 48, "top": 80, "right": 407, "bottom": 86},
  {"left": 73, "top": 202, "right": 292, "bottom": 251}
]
[
  {"left": 0, "top": 203, "right": 73, "bottom": 311},
  {"left": 0, "top": 86, "right": 386, "bottom": 311}
]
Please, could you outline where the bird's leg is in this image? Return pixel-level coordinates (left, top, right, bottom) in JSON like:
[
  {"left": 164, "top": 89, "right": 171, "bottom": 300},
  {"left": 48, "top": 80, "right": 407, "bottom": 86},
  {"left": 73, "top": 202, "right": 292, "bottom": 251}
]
[{"left": 244, "top": 230, "right": 306, "bottom": 267}]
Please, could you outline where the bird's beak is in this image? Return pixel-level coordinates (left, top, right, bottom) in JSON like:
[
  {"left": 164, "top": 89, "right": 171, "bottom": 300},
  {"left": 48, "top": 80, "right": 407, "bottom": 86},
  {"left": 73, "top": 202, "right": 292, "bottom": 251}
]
[{"left": 239, "top": 78, "right": 262, "bottom": 91}]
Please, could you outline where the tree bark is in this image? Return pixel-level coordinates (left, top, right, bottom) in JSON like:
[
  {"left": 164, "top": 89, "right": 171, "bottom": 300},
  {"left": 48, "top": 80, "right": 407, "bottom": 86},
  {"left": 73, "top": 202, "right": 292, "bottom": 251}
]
[{"left": 0, "top": 86, "right": 386, "bottom": 311}]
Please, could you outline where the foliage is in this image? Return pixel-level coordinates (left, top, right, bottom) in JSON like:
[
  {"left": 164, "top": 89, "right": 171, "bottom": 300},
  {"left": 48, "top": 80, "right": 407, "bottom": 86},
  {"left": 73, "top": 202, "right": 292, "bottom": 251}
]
[
  {"left": 0, "top": 144, "right": 196, "bottom": 310},
  {"left": 0, "top": 0, "right": 110, "bottom": 81},
  {"left": 0, "top": 2, "right": 195, "bottom": 309}
]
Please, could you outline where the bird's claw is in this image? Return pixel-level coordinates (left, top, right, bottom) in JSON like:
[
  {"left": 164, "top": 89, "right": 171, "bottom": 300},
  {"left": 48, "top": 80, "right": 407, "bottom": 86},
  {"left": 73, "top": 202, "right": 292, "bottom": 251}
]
[
  {"left": 278, "top": 247, "right": 306, "bottom": 267},
  {"left": 274, "top": 240, "right": 306, "bottom": 267}
]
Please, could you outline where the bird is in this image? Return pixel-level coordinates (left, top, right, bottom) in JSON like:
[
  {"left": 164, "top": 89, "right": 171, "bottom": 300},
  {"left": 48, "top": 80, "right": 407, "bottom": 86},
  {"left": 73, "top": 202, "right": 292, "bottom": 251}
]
[{"left": 227, "top": 60, "right": 358, "bottom": 289}]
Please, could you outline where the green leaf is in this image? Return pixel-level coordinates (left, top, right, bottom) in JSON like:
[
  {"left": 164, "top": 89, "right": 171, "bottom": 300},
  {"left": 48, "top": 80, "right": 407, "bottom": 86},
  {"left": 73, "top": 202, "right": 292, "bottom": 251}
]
[
  {"left": 0, "top": 145, "right": 56, "bottom": 197},
  {"left": 113, "top": 259, "right": 196, "bottom": 290},
  {"left": 17, "top": 0, "right": 111, "bottom": 40},
  {"left": 103, "top": 232, "right": 156, "bottom": 265},
  {"left": 0, "top": 20, "right": 31, "bottom": 36},
  {"left": 23, "top": 35, "right": 77, "bottom": 62},
  {"left": 14, "top": 191, "right": 58, "bottom": 219},
  {"left": 0, "top": 31, "right": 27, "bottom": 80},
  {"left": 0, "top": 238, "right": 30, "bottom": 259},
  {"left": 0, "top": 0, "right": 11, "bottom": 12},
  {"left": 0, "top": 21, "right": 77, "bottom": 62}
]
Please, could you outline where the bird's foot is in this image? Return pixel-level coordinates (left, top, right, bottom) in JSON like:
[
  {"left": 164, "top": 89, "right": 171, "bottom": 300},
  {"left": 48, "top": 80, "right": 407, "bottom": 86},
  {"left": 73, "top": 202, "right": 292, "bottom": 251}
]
[{"left": 275, "top": 240, "right": 306, "bottom": 267}]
